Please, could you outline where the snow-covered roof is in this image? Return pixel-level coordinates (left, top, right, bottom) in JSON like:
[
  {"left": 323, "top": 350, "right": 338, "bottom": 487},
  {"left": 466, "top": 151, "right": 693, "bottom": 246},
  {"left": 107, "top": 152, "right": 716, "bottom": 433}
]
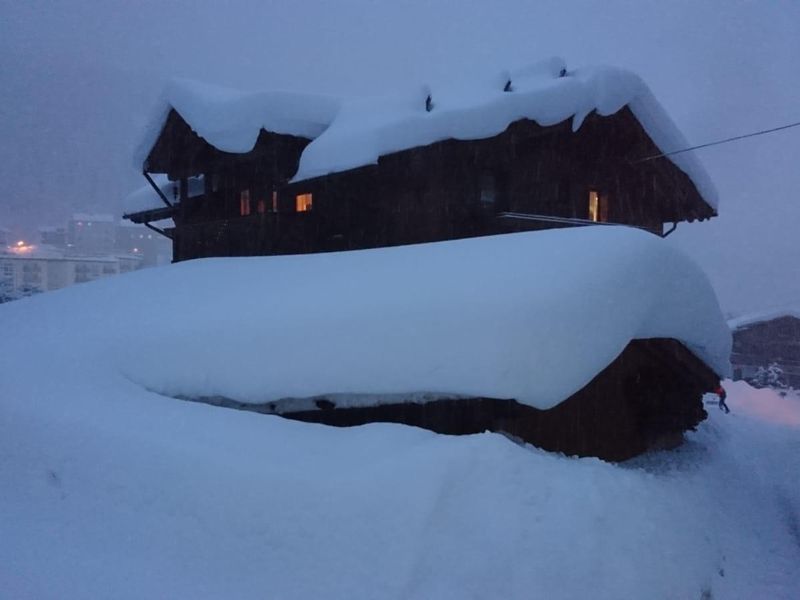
[
  {"left": 0, "top": 226, "right": 730, "bottom": 409},
  {"left": 728, "top": 305, "right": 800, "bottom": 330},
  {"left": 123, "top": 174, "right": 204, "bottom": 219},
  {"left": 135, "top": 58, "right": 718, "bottom": 210}
]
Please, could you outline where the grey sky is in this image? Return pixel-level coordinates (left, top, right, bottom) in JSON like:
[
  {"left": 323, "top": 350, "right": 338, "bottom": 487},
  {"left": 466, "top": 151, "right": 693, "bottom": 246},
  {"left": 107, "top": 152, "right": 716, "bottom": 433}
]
[{"left": 1, "top": 0, "right": 798, "bottom": 315}]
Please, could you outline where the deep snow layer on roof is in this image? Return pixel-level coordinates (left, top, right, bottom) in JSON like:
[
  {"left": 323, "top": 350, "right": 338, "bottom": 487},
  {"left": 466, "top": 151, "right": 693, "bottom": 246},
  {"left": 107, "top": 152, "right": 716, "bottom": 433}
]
[
  {"left": 123, "top": 174, "right": 204, "bottom": 219},
  {"left": 135, "top": 58, "right": 718, "bottom": 210},
  {"left": 728, "top": 305, "right": 800, "bottom": 330},
  {"left": 0, "top": 227, "right": 730, "bottom": 409}
]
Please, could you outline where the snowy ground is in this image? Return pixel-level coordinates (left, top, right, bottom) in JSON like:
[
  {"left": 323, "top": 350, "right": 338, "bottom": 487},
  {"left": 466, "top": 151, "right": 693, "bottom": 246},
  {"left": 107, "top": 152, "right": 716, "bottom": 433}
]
[
  {"left": 1, "top": 375, "right": 798, "bottom": 599},
  {"left": 0, "top": 234, "right": 790, "bottom": 598}
]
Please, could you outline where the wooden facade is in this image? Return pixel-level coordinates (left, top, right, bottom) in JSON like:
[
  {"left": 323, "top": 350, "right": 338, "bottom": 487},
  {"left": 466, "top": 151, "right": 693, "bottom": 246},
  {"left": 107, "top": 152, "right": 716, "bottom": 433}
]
[
  {"left": 129, "top": 106, "right": 715, "bottom": 262},
  {"left": 732, "top": 315, "right": 800, "bottom": 388}
]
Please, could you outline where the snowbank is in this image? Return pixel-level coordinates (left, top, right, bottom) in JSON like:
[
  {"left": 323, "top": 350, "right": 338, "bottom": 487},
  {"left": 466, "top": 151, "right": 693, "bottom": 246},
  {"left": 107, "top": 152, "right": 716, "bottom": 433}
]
[
  {"left": 2, "top": 226, "right": 797, "bottom": 598},
  {"left": 1, "top": 366, "right": 798, "bottom": 599},
  {"left": 135, "top": 58, "right": 718, "bottom": 210},
  {"left": 0, "top": 227, "right": 728, "bottom": 410}
]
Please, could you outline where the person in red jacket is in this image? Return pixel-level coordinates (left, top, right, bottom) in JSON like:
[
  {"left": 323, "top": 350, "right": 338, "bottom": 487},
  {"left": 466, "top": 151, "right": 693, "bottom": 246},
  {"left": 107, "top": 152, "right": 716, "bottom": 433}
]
[{"left": 715, "top": 383, "right": 730, "bottom": 414}]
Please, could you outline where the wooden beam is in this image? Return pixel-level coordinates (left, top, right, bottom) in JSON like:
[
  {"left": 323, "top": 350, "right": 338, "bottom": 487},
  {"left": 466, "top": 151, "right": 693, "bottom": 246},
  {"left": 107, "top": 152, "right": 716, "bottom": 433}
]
[
  {"left": 144, "top": 221, "right": 173, "bottom": 240},
  {"left": 122, "top": 205, "right": 177, "bottom": 224},
  {"left": 143, "top": 171, "right": 173, "bottom": 208}
]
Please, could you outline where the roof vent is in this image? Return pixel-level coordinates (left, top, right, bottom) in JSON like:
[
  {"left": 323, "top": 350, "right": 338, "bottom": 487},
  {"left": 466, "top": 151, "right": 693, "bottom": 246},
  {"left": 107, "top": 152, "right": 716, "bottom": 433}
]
[
  {"left": 503, "top": 79, "right": 513, "bottom": 92},
  {"left": 425, "top": 94, "right": 433, "bottom": 112},
  {"left": 559, "top": 67, "right": 567, "bottom": 77}
]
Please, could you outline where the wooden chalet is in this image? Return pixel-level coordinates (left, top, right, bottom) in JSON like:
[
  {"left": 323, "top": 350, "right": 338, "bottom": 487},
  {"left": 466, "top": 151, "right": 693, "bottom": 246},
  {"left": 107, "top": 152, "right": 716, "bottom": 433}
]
[
  {"left": 730, "top": 311, "right": 800, "bottom": 388},
  {"left": 125, "top": 62, "right": 726, "bottom": 460},
  {"left": 125, "top": 64, "right": 717, "bottom": 262}
]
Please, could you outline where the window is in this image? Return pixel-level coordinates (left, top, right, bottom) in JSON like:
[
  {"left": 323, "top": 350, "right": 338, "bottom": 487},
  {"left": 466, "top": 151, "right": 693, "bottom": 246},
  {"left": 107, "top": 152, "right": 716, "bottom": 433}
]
[
  {"left": 257, "top": 198, "right": 266, "bottom": 214},
  {"left": 588, "top": 189, "right": 609, "bottom": 222},
  {"left": 588, "top": 190, "right": 599, "bottom": 221},
  {"left": 272, "top": 191, "right": 279, "bottom": 213},
  {"left": 295, "top": 193, "right": 313, "bottom": 212},
  {"left": 240, "top": 189, "right": 251, "bottom": 216}
]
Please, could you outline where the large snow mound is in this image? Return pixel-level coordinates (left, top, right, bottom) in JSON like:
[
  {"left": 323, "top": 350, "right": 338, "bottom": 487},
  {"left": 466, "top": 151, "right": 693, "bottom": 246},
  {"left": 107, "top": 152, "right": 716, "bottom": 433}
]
[
  {"left": 1, "top": 369, "right": 798, "bottom": 599},
  {"left": 0, "top": 227, "right": 729, "bottom": 410},
  {"left": 135, "top": 58, "right": 718, "bottom": 210}
]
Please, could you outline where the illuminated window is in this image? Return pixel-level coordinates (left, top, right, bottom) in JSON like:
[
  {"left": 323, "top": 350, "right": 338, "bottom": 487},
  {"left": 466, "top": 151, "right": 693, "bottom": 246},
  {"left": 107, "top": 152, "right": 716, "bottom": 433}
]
[
  {"left": 588, "top": 190, "right": 599, "bottom": 221},
  {"left": 240, "top": 189, "right": 251, "bottom": 216},
  {"left": 272, "top": 191, "right": 278, "bottom": 213},
  {"left": 257, "top": 198, "right": 266, "bottom": 214},
  {"left": 588, "top": 190, "right": 609, "bottom": 222},
  {"left": 296, "top": 193, "right": 313, "bottom": 212}
]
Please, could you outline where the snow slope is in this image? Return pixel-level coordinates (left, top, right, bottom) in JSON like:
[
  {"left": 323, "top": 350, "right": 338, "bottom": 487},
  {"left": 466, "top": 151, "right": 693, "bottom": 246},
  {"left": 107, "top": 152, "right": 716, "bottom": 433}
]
[
  {"left": 135, "top": 58, "right": 718, "bottom": 210},
  {"left": 0, "top": 228, "right": 794, "bottom": 599},
  {"left": 0, "top": 228, "right": 729, "bottom": 411},
  {"left": 1, "top": 371, "right": 798, "bottom": 599}
]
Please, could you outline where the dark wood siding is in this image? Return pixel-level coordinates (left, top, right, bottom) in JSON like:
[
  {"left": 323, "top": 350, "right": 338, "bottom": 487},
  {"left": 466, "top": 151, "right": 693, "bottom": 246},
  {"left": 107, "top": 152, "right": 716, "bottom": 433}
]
[{"left": 140, "top": 106, "right": 714, "bottom": 262}]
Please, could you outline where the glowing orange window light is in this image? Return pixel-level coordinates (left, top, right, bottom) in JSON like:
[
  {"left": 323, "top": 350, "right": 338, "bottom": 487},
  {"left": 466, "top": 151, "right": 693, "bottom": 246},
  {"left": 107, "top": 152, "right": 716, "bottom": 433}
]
[
  {"left": 296, "top": 193, "right": 313, "bottom": 212},
  {"left": 240, "top": 189, "right": 251, "bottom": 216},
  {"left": 588, "top": 190, "right": 599, "bottom": 222}
]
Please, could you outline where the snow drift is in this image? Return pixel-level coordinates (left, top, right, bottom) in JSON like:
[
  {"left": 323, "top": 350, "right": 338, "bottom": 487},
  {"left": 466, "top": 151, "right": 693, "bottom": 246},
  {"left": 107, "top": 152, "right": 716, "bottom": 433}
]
[
  {"left": 1, "top": 371, "right": 798, "bottom": 598},
  {"left": 2, "top": 228, "right": 798, "bottom": 599},
  {"left": 1, "top": 227, "right": 729, "bottom": 411}
]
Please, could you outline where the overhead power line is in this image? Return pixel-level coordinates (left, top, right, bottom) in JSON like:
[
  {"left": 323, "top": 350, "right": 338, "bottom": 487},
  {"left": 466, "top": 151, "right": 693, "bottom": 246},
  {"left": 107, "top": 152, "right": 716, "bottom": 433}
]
[{"left": 635, "top": 119, "right": 800, "bottom": 163}]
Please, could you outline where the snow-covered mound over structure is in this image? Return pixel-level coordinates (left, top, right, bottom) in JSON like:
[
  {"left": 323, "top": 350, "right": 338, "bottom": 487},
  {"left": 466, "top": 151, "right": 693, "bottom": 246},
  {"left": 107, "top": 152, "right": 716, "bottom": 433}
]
[
  {"left": 2, "top": 228, "right": 796, "bottom": 598},
  {"left": 1, "top": 227, "right": 729, "bottom": 411},
  {"left": 136, "top": 57, "right": 717, "bottom": 209}
]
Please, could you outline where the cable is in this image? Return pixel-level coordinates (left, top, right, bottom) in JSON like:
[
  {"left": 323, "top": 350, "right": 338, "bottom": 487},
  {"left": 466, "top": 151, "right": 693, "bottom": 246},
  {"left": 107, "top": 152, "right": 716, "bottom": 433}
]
[{"left": 634, "top": 120, "right": 800, "bottom": 163}]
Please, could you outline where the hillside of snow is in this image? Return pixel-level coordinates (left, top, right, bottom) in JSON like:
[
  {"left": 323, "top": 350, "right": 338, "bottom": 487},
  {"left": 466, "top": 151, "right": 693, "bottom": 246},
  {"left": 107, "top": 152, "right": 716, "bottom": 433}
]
[
  {"left": 2, "top": 229, "right": 794, "bottom": 599},
  {"left": 1, "top": 367, "right": 798, "bottom": 599}
]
